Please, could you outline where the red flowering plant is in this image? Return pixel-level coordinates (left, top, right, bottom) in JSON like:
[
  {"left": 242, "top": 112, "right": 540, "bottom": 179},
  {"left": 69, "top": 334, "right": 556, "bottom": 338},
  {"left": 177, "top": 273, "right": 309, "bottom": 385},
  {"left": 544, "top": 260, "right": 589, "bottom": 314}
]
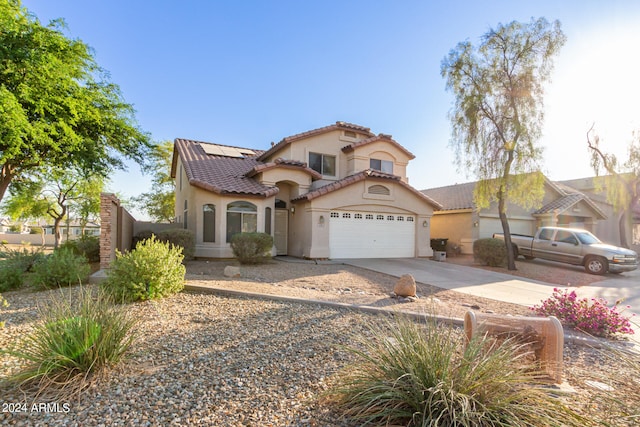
[{"left": 531, "top": 288, "right": 636, "bottom": 338}]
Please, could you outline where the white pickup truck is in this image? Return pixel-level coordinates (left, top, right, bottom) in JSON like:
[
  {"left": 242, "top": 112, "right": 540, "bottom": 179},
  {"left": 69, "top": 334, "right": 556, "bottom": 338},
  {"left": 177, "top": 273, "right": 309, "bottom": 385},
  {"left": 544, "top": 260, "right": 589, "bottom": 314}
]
[{"left": 493, "top": 226, "right": 638, "bottom": 275}]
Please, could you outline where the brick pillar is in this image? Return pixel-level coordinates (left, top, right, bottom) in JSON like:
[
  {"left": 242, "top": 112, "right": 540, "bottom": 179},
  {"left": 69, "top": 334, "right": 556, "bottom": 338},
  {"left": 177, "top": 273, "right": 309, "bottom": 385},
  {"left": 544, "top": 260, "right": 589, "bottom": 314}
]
[{"left": 100, "top": 193, "right": 120, "bottom": 269}]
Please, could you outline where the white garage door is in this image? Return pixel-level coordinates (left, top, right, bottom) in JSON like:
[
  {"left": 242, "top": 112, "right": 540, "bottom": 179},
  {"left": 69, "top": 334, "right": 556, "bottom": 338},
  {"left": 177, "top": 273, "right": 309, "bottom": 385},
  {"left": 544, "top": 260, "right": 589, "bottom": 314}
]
[
  {"left": 329, "top": 211, "right": 415, "bottom": 258},
  {"left": 479, "top": 218, "right": 534, "bottom": 239}
]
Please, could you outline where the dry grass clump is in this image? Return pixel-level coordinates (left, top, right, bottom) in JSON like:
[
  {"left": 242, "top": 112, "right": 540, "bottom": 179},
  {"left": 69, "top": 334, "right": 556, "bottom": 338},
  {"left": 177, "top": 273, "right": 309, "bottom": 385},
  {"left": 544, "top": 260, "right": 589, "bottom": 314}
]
[{"left": 326, "top": 314, "right": 588, "bottom": 427}]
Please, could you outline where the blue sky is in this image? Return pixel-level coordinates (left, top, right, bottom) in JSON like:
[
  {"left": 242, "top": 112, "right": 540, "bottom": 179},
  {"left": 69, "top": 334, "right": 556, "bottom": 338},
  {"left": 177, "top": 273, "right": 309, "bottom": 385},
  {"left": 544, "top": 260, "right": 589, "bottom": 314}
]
[{"left": 21, "top": 1, "right": 640, "bottom": 219}]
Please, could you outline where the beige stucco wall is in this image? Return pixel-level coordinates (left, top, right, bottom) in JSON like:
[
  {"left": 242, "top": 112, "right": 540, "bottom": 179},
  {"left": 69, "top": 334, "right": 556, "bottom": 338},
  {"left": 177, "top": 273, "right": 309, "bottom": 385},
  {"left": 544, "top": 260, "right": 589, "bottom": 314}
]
[
  {"left": 263, "top": 130, "right": 410, "bottom": 182},
  {"left": 179, "top": 185, "right": 275, "bottom": 258},
  {"left": 431, "top": 210, "right": 474, "bottom": 253},
  {"left": 345, "top": 142, "right": 410, "bottom": 183},
  {"left": 290, "top": 178, "right": 436, "bottom": 259}
]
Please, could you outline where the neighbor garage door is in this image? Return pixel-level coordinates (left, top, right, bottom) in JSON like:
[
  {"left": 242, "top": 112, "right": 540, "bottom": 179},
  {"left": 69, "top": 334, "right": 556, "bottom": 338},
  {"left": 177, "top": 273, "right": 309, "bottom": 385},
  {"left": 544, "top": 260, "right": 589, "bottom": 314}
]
[
  {"left": 479, "top": 218, "right": 534, "bottom": 239},
  {"left": 329, "top": 211, "right": 415, "bottom": 258}
]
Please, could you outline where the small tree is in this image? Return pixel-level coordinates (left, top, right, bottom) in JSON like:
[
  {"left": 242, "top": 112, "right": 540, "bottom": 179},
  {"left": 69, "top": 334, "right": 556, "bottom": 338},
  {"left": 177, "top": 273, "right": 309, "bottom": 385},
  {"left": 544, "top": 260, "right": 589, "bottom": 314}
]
[
  {"left": 441, "top": 17, "right": 566, "bottom": 270},
  {"left": 2, "top": 167, "right": 103, "bottom": 248},
  {"left": 587, "top": 126, "right": 640, "bottom": 248},
  {"left": 131, "top": 141, "right": 176, "bottom": 222}
]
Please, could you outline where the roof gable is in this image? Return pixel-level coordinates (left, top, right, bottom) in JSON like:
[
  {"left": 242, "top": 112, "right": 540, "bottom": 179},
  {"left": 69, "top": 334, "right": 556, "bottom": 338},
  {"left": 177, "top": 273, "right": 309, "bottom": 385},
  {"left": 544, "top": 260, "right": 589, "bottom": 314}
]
[
  {"left": 292, "top": 169, "right": 442, "bottom": 209},
  {"left": 341, "top": 134, "right": 415, "bottom": 160},
  {"left": 256, "top": 121, "right": 375, "bottom": 161}
]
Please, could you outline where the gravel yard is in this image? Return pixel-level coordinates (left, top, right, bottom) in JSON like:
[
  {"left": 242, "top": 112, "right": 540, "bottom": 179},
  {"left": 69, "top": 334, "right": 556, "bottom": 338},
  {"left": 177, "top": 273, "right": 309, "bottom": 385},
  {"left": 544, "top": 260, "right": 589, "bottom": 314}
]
[{"left": 1, "top": 258, "right": 638, "bottom": 426}]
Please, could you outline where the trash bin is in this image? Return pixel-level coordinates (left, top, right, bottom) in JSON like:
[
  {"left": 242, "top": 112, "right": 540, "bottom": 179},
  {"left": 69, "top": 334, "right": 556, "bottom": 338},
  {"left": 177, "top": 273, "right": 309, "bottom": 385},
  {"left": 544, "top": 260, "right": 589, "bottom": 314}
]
[
  {"left": 430, "top": 238, "right": 448, "bottom": 252},
  {"left": 433, "top": 251, "right": 447, "bottom": 262}
]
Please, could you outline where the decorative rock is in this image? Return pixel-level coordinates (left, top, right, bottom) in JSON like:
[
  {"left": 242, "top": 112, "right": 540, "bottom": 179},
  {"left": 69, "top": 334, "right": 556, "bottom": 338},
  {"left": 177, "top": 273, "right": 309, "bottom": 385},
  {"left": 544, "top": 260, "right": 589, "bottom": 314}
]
[
  {"left": 223, "top": 266, "right": 241, "bottom": 278},
  {"left": 393, "top": 274, "right": 417, "bottom": 297}
]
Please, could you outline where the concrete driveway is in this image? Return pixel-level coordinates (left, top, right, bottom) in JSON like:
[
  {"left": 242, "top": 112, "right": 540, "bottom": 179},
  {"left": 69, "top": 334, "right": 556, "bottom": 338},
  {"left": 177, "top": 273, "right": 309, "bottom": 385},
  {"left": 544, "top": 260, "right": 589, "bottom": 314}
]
[{"left": 340, "top": 258, "right": 640, "bottom": 336}]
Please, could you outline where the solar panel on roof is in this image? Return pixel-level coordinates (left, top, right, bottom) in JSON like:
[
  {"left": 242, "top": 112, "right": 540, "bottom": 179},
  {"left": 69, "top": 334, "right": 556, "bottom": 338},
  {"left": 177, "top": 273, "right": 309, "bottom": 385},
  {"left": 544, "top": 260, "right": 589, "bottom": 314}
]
[{"left": 199, "top": 143, "right": 255, "bottom": 158}]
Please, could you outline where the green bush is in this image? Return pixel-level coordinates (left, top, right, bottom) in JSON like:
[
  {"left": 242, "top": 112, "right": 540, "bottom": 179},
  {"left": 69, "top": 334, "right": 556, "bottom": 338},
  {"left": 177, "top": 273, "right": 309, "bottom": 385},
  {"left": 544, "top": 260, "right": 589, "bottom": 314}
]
[
  {"left": 327, "top": 315, "right": 587, "bottom": 427},
  {"left": 32, "top": 248, "right": 90, "bottom": 289},
  {"left": 0, "top": 244, "right": 45, "bottom": 273},
  {"left": 230, "top": 232, "right": 273, "bottom": 264},
  {"left": 132, "top": 229, "right": 195, "bottom": 261},
  {"left": 60, "top": 236, "right": 100, "bottom": 263},
  {"left": 104, "top": 236, "right": 185, "bottom": 302},
  {"left": 29, "top": 226, "right": 43, "bottom": 235},
  {"left": 157, "top": 229, "right": 195, "bottom": 260},
  {"left": 2, "top": 286, "right": 138, "bottom": 394},
  {"left": 0, "top": 260, "right": 24, "bottom": 292},
  {"left": 473, "top": 237, "right": 507, "bottom": 267}
]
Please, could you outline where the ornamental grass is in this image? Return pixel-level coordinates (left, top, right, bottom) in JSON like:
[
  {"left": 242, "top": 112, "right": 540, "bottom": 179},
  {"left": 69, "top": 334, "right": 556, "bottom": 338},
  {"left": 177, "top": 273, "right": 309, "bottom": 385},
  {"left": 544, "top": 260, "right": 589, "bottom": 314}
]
[{"left": 327, "top": 314, "right": 587, "bottom": 427}]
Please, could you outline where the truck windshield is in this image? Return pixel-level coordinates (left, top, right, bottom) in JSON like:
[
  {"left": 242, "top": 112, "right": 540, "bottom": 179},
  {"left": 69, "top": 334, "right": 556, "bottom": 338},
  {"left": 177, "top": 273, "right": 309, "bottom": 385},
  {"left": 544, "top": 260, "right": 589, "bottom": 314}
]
[{"left": 575, "top": 232, "right": 601, "bottom": 245}]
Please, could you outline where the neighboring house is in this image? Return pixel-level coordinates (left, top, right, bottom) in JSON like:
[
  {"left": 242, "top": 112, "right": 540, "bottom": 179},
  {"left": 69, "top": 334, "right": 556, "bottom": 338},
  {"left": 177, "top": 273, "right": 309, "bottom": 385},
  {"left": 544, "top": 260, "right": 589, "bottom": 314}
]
[
  {"left": 171, "top": 121, "right": 442, "bottom": 259},
  {"left": 0, "top": 218, "right": 13, "bottom": 233},
  {"left": 421, "top": 176, "right": 607, "bottom": 255},
  {"left": 40, "top": 219, "right": 101, "bottom": 239},
  {"left": 557, "top": 176, "right": 640, "bottom": 254}
]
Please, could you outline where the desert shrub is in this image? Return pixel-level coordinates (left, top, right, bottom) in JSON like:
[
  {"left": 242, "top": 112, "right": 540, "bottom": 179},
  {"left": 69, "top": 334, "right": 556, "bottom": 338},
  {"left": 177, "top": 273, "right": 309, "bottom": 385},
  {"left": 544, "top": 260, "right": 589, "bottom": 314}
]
[
  {"left": 157, "top": 229, "right": 195, "bottom": 260},
  {"left": 2, "top": 286, "right": 138, "bottom": 395},
  {"left": 473, "top": 237, "right": 507, "bottom": 267},
  {"left": 230, "top": 232, "right": 273, "bottom": 264},
  {"left": 0, "top": 243, "right": 45, "bottom": 273},
  {"left": 60, "top": 236, "right": 100, "bottom": 263},
  {"left": 131, "top": 229, "right": 155, "bottom": 248},
  {"left": 531, "top": 288, "right": 635, "bottom": 338},
  {"left": 327, "top": 315, "right": 587, "bottom": 427},
  {"left": 0, "top": 260, "right": 24, "bottom": 292},
  {"left": 31, "top": 248, "right": 90, "bottom": 289},
  {"left": 104, "top": 236, "right": 185, "bottom": 302},
  {"left": 29, "top": 226, "right": 43, "bottom": 235},
  {"left": 132, "top": 229, "right": 195, "bottom": 261}
]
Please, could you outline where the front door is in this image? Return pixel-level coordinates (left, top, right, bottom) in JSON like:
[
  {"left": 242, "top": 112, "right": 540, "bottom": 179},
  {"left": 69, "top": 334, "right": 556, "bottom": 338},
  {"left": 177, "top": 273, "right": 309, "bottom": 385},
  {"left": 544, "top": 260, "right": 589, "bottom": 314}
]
[{"left": 274, "top": 209, "right": 288, "bottom": 255}]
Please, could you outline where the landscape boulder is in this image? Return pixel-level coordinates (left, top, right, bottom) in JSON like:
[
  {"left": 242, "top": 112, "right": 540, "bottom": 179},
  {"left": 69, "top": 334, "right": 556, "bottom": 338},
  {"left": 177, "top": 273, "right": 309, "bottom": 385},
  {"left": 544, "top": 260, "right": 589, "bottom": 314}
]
[
  {"left": 224, "top": 266, "right": 241, "bottom": 278},
  {"left": 392, "top": 274, "right": 417, "bottom": 298}
]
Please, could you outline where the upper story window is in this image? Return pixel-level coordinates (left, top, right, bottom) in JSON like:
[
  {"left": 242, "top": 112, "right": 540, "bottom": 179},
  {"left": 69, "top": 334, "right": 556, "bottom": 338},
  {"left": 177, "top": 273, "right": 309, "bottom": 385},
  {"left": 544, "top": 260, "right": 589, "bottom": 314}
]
[
  {"left": 370, "top": 159, "right": 393, "bottom": 174},
  {"left": 309, "top": 152, "right": 336, "bottom": 176}
]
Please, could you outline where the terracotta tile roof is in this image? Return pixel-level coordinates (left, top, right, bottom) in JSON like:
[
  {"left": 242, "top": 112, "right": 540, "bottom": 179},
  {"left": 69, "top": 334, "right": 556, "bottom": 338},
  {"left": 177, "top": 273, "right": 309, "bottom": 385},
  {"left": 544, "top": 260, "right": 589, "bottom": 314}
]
[
  {"left": 172, "top": 138, "right": 278, "bottom": 198},
  {"left": 421, "top": 181, "right": 476, "bottom": 210},
  {"left": 533, "top": 193, "right": 607, "bottom": 219},
  {"left": 245, "top": 158, "right": 322, "bottom": 179},
  {"left": 257, "top": 121, "right": 375, "bottom": 161},
  {"left": 422, "top": 176, "right": 607, "bottom": 218},
  {"left": 342, "top": 134, "right": 415, "bottom": 159},
  {"left": 292, "top": 169, "right": 442, "bottom": 209}
]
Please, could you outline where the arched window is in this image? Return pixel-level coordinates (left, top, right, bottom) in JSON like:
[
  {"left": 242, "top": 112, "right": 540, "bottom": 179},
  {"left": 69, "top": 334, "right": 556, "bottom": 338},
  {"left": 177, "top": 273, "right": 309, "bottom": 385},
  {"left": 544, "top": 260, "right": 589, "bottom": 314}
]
[
  {"left": 183, "top": 200, "right": 188, "bottom": 229},
  {"left": 203, "top": 204, "right": 215, "bottom": 242},
  {"left": 226, "top": 201, "right": 257, "bottom": 242}
]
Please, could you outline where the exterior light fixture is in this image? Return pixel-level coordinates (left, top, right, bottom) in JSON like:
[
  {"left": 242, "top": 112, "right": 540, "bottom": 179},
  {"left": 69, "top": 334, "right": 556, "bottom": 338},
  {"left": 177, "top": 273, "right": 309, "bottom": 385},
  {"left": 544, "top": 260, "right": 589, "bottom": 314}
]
[
  {"left": 290, "top": 206, "right": 295, "bottom": 214},
  {"left": 423, "top": 220, "right": 428, "bottom": 227},
  {"left": 319, "top": 215, "right": 325, "bottom": 225}
]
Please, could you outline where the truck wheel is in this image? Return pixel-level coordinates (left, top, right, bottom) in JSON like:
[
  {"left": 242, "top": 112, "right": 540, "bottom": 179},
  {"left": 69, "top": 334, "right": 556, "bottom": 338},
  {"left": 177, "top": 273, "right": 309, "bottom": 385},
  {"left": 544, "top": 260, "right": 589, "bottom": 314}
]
[
  {"left": 512, "top": 245, "right": 519, "bottom": 260},
  {"left": 584, "top": 256, "right": 608, "bottom": 275}
]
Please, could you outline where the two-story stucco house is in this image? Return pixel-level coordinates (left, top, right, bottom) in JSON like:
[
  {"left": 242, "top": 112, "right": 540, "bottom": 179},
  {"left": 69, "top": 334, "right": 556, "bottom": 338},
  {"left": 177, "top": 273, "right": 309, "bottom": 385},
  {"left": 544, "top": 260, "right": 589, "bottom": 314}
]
[{"left": 171, "top": 121, "right": 442, "bottom": 259}]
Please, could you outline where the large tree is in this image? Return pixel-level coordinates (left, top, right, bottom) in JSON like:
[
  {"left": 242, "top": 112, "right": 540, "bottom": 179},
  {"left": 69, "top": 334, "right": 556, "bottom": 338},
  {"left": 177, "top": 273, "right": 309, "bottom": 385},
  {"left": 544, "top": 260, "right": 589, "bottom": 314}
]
[
  {"left": 587, "top": 126, "right": 640, "bottom": 248},
  {"left": 131, "top": 141, "right": 176, "bottom": 222},
  {"left": 441, "top": 17, "right": 566, "bottom": 270},
  {"left": 0, "top": 0, "right": 150, "bottom": 203},
  {"left": 2, "top": 167, "right": 104, "bottom": 248}
]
